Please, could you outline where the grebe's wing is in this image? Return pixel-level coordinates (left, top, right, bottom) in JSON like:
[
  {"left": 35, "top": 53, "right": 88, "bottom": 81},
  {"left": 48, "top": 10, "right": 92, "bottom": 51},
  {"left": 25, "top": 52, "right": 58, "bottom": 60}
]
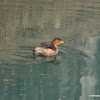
[{"left": 40, "top": 43, "right": 53, "bottom": 49}]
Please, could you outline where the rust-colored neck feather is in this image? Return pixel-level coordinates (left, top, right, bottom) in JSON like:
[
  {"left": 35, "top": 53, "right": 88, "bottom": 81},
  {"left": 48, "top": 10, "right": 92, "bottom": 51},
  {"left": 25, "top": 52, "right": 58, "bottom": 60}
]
[
  {"left": 51, "top": 38, "right": 61, "bottom": 49},
  {"left": 51, "top": 41, "right": 59, "bottom": 49}
]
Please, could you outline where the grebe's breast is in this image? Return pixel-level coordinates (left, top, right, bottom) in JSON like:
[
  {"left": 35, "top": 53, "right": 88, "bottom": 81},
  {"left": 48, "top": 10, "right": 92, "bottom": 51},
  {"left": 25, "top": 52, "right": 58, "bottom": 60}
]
[{"left": 34, "top": 46, "right": 58, "bottom": 56}]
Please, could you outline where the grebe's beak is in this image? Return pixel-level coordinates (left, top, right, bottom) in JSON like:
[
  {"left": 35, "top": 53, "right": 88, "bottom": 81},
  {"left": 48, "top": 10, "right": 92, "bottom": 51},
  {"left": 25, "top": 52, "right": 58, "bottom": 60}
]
[{"left": 60, "top": 41, "right": 64, "bottom": 43}]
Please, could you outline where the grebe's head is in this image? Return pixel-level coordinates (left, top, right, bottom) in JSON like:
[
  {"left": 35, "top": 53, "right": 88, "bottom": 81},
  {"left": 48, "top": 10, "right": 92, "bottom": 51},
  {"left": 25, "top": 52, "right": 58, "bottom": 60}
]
[{"left": 51, "top": 38, "right": 64, "bottom": 46}]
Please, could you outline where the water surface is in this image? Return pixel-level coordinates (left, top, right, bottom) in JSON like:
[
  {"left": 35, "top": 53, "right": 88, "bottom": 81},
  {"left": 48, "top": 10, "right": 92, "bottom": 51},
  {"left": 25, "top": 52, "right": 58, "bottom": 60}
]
[{"left": 0, "top": 0, "right": 100, "bottom": 100}]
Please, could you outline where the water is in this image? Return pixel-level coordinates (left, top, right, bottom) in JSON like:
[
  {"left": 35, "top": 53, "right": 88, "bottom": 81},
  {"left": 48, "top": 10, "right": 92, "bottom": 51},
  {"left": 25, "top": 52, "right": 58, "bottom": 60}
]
[{"left": 0, "top": 0, "right": 100, "bottom": 100}]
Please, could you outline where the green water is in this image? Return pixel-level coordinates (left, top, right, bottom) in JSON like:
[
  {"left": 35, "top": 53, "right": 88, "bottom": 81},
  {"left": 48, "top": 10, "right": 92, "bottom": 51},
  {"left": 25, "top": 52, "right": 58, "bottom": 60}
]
[{"left": 0, "top": 0, "right": 100, "bottom": 100}]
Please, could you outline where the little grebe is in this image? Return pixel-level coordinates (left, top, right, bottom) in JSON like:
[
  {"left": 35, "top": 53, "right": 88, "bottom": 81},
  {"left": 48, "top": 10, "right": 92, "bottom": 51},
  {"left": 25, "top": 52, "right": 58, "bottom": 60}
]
[{"left": 33, "top": 38, "right": 64, "bottom": 56}]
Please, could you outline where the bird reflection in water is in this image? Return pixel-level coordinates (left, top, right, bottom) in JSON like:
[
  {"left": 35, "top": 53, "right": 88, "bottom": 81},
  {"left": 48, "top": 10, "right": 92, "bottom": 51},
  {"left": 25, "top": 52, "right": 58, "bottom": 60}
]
[{"left": 33, "top": 54, "right": 62, "bottom": 64}]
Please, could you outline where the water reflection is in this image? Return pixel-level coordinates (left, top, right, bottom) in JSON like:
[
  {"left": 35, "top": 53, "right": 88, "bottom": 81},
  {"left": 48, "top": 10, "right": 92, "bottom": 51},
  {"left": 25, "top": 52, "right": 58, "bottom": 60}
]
[
  {"left": 33, "top": 54, "right": 63, "bottom": 64},
  {"left": 79, "top": 37, "right": 99, "bottom": 100}
]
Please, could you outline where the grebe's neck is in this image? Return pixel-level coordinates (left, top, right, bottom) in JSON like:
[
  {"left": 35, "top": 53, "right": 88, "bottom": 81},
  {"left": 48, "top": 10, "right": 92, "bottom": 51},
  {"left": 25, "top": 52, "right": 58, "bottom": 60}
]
[{"left": 51, "top": 44, "right": 57, "bottom": 51}]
